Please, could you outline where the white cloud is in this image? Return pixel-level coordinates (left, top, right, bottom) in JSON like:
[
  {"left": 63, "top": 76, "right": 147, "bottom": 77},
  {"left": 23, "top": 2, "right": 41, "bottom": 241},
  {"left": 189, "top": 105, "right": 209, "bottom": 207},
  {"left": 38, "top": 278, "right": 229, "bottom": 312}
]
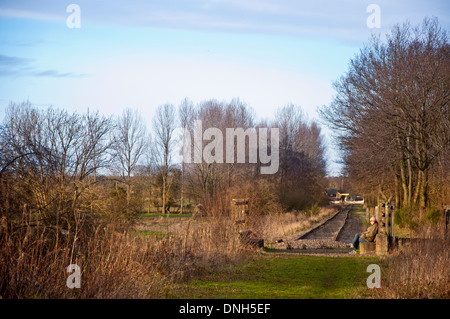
[
  {"left": 1, "top": 1, "right": 448, "bottom": 42},
  {"left": 0, "top": 8, "right": 63, "bottom": 21}
]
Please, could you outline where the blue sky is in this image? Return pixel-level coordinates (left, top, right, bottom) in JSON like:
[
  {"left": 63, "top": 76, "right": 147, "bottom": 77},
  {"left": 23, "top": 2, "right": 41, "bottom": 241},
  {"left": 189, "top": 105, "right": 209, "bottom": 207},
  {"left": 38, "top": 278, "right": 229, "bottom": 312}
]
[{"left": 0, "top": 0, "right": 449, "bottom": 175}]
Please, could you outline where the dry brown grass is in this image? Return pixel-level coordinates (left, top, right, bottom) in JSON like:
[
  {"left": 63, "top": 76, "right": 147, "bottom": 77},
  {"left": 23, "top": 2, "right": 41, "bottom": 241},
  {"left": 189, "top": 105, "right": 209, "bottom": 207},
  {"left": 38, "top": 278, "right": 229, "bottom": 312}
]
[
  {"left": 260, "top": 206, "right": 337, "bottom": 242},
  {"left": 0, "top": 211, "right": 252, "bottom": 299},
  {"left": 371, "top": 225, "right": 450, "bottom": 299},
  {"left": 0, "top": 204, "right": 367, "bottom": 299}
]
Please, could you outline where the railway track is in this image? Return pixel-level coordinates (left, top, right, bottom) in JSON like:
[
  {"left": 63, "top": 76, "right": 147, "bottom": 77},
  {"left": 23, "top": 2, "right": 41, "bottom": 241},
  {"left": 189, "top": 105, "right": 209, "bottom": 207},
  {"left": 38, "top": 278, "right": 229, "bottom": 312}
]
[
  {"left": 296, "top": 205, "right": 351, "bottom": 241},
  {"left": 267, "top": 205, "right": 364, "bottom": 253}
]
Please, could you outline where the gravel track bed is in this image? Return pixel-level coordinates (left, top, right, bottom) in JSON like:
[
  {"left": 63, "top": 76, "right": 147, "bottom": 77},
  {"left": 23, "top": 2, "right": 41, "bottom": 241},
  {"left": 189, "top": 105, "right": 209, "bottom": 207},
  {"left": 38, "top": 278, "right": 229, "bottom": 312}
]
[
  {"left": 336, "top": 210, "right": 365, "bottom": 243},
  {"left": 300, "top": 210, "right": 348, "bottom": 240},
  {"left": 270, "top": 238, "right": 350, "bottom": 250},
  {"left": 266, "top": 207, "right": 365, "bottom": 256}
]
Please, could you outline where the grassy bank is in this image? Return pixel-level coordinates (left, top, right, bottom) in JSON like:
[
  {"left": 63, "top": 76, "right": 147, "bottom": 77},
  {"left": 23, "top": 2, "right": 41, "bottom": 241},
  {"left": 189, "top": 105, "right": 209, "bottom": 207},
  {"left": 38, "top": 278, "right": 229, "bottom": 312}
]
[{"left": 168, "top": 253, "right": 378, "bottom": 299}]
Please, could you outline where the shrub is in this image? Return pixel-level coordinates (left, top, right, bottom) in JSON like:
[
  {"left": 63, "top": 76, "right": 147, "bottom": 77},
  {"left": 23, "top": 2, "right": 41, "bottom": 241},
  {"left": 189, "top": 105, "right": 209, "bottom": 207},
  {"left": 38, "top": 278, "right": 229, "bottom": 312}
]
[
  {"left": 310, "top": 202, "right": 320, "bottom": 216},
  {"left": 394, "top": 206, "right": 418, "bottom": 230},
  {"left": 425, "top": 208, "right": 441, "bottom": 224}
]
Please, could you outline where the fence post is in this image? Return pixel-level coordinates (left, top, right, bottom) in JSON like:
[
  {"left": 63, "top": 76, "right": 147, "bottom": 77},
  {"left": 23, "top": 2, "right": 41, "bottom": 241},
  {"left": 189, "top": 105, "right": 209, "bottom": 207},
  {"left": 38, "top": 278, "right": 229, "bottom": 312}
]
[
  {"left": 444, "top": 206, "right": 449, "bottom": 237},
  {"left": 365, "top": 207, "right": 370, "bottom": 223},
  {"left": 374, "top": 205, "right": 379, "bottom": 226}
]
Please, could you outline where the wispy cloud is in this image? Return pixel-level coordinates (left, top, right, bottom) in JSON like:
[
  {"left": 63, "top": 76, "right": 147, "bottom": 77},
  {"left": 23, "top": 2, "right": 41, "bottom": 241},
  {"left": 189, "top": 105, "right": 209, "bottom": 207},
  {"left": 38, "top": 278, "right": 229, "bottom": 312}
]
[
  {"left": 0, "top": 8, "right": 63, "bottom": 22},
  {"left": 31, "top": 69, "right": 88, "bottom": 78},
  {"left": 0, "top": 54, "right": 32, "bottom": 66},
  {"left": 0, "top": 54, "right": 89, "bottom": 78},
  {"left": 0, "top": 0, "right": 448, "bottom": 41}
]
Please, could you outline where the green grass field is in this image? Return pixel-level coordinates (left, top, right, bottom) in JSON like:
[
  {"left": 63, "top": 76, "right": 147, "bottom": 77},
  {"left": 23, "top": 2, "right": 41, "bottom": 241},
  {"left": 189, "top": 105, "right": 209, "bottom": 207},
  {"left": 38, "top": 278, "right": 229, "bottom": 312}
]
[{"left": 168, "top": 253, "right": 379, "bottom": 299}]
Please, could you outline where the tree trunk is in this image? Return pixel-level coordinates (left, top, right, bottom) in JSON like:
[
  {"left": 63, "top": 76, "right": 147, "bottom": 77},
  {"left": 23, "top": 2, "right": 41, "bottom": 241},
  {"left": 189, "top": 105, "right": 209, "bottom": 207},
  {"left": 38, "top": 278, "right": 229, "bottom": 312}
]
[
  {"left": 394, "top": 173, "right": 400, "bottom": 208},
  {"left": 412, "top": 168, "right": 422, "bottom": 206},
  {"left": 406, "top": 133, "right": 413, "bottom": 206},
  {"left": 419, "top": 168, "right": 428, "bottom": 209},
  {"left": 400, "top": 159, "right": 409, "bottom": 207},
  {"left": 180, "top": 161, "right": 184, "bottom": 215},
  {"left": 163, "top": 174, "right": 167, "bottom": 217}
]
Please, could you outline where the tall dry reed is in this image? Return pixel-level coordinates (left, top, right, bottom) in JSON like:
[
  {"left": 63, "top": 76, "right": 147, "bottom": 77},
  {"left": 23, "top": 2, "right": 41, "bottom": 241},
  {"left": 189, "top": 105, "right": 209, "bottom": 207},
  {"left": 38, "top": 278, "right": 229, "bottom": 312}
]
[
  {"left": 0, "top": 210, "right": 253, "bottom": 298},
  {"left": 261, "top": 206, "right": 336, "bottom": 241},
  {"left": 371, "top": 225, "right": 450, "bottom": 299}
]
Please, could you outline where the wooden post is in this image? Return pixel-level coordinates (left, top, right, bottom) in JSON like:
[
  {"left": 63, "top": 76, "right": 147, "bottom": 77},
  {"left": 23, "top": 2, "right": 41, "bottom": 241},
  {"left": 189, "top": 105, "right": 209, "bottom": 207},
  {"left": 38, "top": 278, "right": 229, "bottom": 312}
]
[
  {"left": 444, "top": 207, "right": 449, "bottom": 237},
  {"left": 385, "top": 204, "right": 390, "bottom": 239},
  {"left": 231, "top": 199, "right": 248, "bottom": 233},
  {"left": 374, "top": 205, "right": 379, "bottom": 228},
  {"left": 389, "top": 204, "right": 394, "bottom": 241}
]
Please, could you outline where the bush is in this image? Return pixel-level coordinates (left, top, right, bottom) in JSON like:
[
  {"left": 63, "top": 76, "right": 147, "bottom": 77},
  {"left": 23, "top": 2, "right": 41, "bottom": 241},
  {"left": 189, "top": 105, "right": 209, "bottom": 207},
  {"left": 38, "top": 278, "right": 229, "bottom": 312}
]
[
  {"left": 310, "top": 202, "right": 320, "bottom": 216},
  {"left": 426, "top": 208, "right": 441, "bottom": 224},
  {"left": 394, "top": 206, "right": 418, "bottom": 230}
]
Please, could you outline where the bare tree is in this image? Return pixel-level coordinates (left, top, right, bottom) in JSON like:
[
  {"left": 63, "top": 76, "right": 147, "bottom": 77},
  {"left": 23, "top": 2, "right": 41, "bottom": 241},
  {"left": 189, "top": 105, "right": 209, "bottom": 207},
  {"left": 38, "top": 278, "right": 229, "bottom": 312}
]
[
  {"left": 0, "top": 102, "right": 114, "bottom": 233},
  {"left": 273, "top": 104, "right": 327, "bottom": 209},
  {"left": 152, "top": 103, "right": 177, "bottom": 216},
  {"left": 178, "top": 98, "right": 195, "bottom": 214},
  {"left": 113, "top": 109, "right": 148, "bottom": 212},
  {"left": 319, "top": 17, "right": 449, "bottom": 212}
]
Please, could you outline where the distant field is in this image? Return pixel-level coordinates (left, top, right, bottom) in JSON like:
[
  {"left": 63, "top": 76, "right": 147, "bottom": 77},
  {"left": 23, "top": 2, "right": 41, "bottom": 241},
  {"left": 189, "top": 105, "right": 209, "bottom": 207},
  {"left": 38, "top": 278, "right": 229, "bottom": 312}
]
[{"left": 130, "top": 211, "right": 203, "bottom": 239}]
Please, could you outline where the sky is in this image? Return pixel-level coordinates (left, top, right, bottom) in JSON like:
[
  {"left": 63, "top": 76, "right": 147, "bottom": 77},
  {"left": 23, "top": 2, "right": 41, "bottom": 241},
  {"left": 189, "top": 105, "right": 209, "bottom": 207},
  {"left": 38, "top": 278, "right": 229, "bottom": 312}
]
[{"left": 0, "top": 0, "right": 449, "bottom": 175}]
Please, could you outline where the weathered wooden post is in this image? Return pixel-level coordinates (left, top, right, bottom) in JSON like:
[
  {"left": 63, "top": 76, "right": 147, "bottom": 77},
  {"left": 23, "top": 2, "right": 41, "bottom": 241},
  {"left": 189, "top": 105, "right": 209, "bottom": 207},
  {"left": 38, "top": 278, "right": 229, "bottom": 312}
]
[
  {"left": 388, "top": 204, "right": 394, "bottom": 242},
  {"left": 232, "top": 198, "right": 264, "bottom": 248},
  {"left": 444, "top": 206, "right": 449, "bottom": 238},
  {"left": 374, "top": 205, "right": 380, "bottom": 230},
  {"left": 231, "top": 198, "right": 248, "bottom": 229}
]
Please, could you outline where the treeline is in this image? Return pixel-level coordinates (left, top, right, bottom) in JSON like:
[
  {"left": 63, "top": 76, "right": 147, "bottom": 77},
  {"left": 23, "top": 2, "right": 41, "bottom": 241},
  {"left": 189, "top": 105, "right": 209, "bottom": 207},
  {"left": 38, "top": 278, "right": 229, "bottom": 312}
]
[
  {"left": 0, "top": 98, "right": 328, "bottom": 230},
  {"left": 320, "top": 18, "right": 449, "bottom": 223},
  {"left": 178, "top": 99, "right": 328, "bottom": 216}
]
